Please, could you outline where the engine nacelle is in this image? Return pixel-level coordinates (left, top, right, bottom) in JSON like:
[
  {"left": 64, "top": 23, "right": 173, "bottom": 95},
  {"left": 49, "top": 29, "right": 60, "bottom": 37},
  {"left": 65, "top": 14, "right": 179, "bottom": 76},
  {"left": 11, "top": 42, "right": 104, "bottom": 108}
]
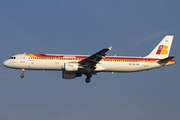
[
  {"left": 64, "top": 63, "right": 78, "bottom": 71},
  {"left": 62, "top": 71, "right": 82, "bottom": 79}
]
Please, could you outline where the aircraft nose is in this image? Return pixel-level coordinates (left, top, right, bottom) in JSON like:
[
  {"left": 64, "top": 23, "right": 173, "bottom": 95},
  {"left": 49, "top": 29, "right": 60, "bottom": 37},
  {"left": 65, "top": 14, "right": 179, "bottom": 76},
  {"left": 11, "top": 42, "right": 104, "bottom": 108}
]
[{"left": 3, "top": 60, "right": 9, "bottom": 67}]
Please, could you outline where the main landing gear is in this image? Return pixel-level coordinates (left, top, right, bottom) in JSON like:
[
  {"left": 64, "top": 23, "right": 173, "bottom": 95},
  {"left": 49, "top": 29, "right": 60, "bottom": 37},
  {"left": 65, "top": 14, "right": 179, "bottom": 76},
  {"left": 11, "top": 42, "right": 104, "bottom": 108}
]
[
  {"left": 85, "top": 73, "right": 92, "bottom": 83},
  {"left": 20, "top": 69, "right": 25, "bottom": 78}
]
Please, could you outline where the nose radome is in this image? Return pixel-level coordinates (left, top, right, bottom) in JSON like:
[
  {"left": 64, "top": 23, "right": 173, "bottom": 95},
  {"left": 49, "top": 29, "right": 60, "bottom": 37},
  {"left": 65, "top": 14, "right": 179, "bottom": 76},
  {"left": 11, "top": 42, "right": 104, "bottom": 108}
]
[{"left": 3, "top": 60, "right": 8, "bottom": 67}]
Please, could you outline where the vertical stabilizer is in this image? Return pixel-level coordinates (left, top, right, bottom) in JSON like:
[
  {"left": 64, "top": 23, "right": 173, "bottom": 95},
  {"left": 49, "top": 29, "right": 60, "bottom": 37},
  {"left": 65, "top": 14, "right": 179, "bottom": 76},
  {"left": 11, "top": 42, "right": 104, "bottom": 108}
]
[{"left": 145, "top": 35, "right": 174, "bottom": 59}]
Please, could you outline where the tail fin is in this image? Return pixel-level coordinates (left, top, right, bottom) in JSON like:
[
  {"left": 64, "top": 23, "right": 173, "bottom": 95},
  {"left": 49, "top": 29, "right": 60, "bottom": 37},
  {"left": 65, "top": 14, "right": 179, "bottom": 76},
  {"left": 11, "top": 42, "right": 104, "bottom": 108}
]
[{"left": 145, "top": 35, "right": 174, "bottom": 58}]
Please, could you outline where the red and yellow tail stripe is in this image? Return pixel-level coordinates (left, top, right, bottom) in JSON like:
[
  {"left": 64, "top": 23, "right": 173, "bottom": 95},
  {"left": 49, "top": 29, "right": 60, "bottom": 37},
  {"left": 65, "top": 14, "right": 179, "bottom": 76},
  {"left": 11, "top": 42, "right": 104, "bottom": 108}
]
[{"left": 156, "top": 45, "right": 168, "bottom": 55}]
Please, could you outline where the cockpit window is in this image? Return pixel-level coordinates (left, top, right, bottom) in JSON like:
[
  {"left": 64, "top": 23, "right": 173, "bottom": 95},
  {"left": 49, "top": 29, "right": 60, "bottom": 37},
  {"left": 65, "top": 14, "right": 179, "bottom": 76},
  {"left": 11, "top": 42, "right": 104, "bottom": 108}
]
[{"left": 10, "top": 57, "right": 16, "bottom": 59}]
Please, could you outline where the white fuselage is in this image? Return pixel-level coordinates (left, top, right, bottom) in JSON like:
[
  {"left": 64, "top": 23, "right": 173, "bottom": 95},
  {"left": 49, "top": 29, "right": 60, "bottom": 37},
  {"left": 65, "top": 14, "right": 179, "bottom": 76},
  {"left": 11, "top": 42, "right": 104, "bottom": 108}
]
[{"left": 3, "top": 54, "right": 174, "bottom": 73}]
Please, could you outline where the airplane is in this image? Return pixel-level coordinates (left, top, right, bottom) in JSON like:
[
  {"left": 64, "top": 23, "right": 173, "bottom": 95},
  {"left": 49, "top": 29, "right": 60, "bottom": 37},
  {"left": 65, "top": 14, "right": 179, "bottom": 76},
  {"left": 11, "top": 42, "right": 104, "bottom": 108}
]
[{"left": 3, "top": 35, "right": 176, "bottom": 83}]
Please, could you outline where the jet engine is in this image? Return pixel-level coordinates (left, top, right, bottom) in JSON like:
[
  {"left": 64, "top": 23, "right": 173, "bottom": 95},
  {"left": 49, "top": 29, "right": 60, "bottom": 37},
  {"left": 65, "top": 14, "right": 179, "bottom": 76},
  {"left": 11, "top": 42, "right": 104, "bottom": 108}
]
[
  {"left": 64, "top": 63, "right": 78, "bottom": 71},
  {"left": 62, "top": 71, "right": 82, "bottom": 79}
]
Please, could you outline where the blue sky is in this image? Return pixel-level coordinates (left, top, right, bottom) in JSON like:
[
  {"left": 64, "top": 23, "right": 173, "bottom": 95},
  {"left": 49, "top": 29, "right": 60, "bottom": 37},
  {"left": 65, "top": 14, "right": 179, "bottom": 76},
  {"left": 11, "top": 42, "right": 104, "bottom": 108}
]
[{"left": 0, "top": 1, "right": 180, "bottom": 120}]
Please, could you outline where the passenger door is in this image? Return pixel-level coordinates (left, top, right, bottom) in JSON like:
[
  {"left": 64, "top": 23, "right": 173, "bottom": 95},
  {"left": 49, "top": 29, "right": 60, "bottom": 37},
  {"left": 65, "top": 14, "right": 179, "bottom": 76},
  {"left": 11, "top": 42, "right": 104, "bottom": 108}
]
[
  {"left": 20, "top": 54, "right": 26, "bottom": 63},
  {"left": 55, "top": 55, "right": 60, "bottom": 64},
  {"left": 143, "top": 58, "right": 148, "bottom": 67}
]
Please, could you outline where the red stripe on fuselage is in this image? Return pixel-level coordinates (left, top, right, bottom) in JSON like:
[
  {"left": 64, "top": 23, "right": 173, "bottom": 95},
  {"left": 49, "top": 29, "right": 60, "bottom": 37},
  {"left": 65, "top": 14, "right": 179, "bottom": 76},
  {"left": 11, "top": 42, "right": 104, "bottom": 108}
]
[
  {"left": 30, "top": 54, "right": 170, "bottom": 62},
  {"left": 29, "top": 54, "right": 175, "bottom": 63}
]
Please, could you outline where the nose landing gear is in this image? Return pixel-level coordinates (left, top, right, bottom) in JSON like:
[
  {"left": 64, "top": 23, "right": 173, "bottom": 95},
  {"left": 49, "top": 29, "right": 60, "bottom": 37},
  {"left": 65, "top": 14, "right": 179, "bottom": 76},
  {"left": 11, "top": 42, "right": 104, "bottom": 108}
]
[
  {"left": 20, "top": 69, "right": 25, "bottom": 78},
  {"left": 85, "top": 73, "right": 92, "bottom": 83}
]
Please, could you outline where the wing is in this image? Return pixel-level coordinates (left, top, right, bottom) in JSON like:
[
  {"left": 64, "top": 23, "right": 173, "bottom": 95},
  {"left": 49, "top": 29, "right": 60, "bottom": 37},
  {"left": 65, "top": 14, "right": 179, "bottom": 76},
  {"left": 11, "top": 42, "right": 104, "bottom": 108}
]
[{"left": 78, "top": 46, "right": 112, "bottom": 68}]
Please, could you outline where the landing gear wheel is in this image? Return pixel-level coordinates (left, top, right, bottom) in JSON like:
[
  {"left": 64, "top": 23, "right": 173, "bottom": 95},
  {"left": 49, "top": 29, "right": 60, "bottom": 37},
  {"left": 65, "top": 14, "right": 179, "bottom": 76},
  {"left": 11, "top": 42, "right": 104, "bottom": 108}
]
[
  {"left": 20, "top": 74, "right": 24, "bottom": 78},
  {"left": 85, "top": 78, "right": 91, "bottom": 83},
  {"left": 20, "top": 69, "right": 25, "bottom": 78}
]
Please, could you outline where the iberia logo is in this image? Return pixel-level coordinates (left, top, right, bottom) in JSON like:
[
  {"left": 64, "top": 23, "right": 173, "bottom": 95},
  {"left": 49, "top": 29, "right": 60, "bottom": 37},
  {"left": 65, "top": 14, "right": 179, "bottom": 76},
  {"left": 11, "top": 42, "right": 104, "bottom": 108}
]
[{"left": 156, "top": 45, "right": 168, "bottom": 55}]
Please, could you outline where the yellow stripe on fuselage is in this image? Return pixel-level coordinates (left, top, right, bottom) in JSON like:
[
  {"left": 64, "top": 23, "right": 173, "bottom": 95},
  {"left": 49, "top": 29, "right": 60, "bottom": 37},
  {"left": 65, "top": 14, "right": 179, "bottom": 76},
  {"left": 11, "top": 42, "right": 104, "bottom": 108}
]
[
  {"left": 26, "top": 54, "right": 38, "bottom": 58},
  {"left": 25, "top": 54, "right": 176, "bottom": 65}
]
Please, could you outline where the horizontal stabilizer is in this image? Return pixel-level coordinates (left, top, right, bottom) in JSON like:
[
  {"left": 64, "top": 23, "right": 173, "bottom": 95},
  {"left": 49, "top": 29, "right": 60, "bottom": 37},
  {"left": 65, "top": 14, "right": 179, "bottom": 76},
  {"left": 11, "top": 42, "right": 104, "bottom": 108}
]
[{"left": 157, "top": 56, "right": 175, "bottom": 64}]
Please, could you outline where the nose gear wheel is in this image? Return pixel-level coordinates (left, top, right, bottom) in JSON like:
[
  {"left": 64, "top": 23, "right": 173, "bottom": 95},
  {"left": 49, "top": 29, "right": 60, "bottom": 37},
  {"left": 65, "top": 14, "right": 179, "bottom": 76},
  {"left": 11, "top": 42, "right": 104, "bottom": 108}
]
[{"left": 20, "top": 69, "right": 25, "bottom": 78}]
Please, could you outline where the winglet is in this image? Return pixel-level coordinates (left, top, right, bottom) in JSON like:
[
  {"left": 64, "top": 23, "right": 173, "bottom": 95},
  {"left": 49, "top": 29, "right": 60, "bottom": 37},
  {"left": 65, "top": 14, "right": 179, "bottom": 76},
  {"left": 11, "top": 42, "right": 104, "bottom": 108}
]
[{"left": 108, "top": 46, "right": 112, "bottom": 50}]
